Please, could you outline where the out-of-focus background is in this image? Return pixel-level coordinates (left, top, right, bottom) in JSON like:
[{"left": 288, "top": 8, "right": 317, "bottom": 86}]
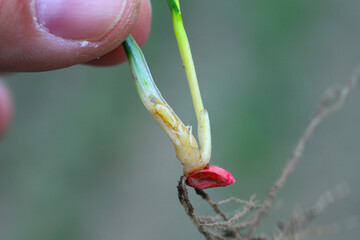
[{"left": 1, "top": 0, "right": 360, "bottom": 239}]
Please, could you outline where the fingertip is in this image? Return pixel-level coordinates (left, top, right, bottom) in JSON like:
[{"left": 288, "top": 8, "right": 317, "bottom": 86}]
[
  {"left": 0, "top": 80, "right": 13, "bottom": 137},
  {"left": 86, "top": 0, "right": 152, "bottom": 66},
  {"left": 0, "top": 0, "right": 142, "bottom": 71}
]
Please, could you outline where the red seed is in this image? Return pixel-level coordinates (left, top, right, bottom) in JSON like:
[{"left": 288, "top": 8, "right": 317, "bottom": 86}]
[{"left": 186, "top": 165, "right": 235, "bottom": 189}]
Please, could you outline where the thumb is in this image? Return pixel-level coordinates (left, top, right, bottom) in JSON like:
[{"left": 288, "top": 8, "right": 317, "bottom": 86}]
[{"left": 0, "top": 0, "right": 141, "bottom": 72}]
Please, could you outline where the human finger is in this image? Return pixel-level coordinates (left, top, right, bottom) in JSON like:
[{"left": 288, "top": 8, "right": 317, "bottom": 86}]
[
  {"left": 0, "top": 0, "right": 146, "bottom": 72},
  {"left": 0, "top": 80, "right": 13, "bottom": 137},
  {"left": 86, "top": 0, "right": 152, "bottom": 66}
]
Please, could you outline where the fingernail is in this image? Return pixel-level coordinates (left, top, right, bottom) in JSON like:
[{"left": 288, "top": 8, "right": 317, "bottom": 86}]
[{"left": 35, "top": 0, "right": 127, "bottom": 40}]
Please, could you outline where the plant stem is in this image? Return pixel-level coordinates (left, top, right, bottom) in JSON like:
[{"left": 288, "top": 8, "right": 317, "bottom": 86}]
[
  {"left": 123, "top": 35, "right": 208, "bottom": 173},
  {"left": 123, "top": 35, "right": 166, "bottom": 111},
  {"left": 167, "top": 0, "right": 204, "bottom": 120}
]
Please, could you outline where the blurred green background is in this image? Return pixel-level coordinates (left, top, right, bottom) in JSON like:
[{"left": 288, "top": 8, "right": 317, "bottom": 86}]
[{"left": 1, "top": 0, "right": 360, "bottom": 239}]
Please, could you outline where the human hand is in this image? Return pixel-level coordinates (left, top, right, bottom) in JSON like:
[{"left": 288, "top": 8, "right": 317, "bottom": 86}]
[
  {"left": 0, "top": 0, "right": 152, "bottom": 135},
  {"left": 0, "top": 0, "right": 151, "bottom": 71},
  {"left": 0, "top": 81, "right": 12, "bottom": 137}
]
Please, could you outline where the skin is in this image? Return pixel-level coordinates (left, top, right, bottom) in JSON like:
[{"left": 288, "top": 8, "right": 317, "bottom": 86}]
[
  {"left": 0, "top": 0, "right": 152, "bottom": 136},
  {"left": 0, "top": 80, "right": 12, "bottom": 137}
]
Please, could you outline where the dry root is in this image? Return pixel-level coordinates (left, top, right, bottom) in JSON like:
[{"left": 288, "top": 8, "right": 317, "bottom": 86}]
[{"left": 177, "top": 68, "right": 360, "bottom": 239}]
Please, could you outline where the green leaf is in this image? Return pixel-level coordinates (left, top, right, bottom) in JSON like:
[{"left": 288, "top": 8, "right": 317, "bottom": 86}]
[{"left": 167, "top": 0, "right": 180, "bottom": 13}]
